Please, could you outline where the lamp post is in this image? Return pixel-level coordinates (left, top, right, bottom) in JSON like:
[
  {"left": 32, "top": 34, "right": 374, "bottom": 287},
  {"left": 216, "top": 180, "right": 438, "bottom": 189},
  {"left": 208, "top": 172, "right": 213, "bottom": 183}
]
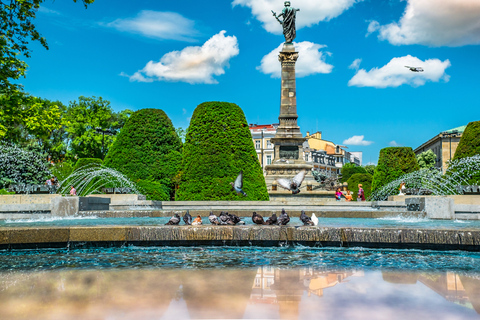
[{"left": 95, "top": 127, "right": 115, "bottom": 160}]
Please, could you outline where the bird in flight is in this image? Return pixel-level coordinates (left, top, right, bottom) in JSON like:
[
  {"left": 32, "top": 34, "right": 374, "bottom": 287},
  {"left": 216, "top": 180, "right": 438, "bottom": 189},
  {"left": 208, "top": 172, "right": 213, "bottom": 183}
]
[
  {"left": 230, "top": 171, "right": 247, "bottom": 197},
  {"left": 405, "top": 66, "right": 424, "bottom": 72},
  {"left": 277, "top": 170, "right": 306, "bottom": 194}
]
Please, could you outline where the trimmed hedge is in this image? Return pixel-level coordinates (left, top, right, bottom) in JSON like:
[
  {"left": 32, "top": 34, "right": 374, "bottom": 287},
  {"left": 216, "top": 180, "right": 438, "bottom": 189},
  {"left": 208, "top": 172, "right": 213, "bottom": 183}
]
[
  {"left": 341, "top": 163, "right": 367, "bottom": 183},
  {"left": 453, "top": 120, "right": 480, "bottom": 161},
  {"left": 176, "top": 101, "right": 269, "bottom": 201},
  {"left": 73, "top": 158, "right": 103, "bottom": 172},
  {"left": 347, "top": 173, "right": 373, "bottom": 201},
  {"left": 104, "top": 109, "right": 182, "bottom": 199},
  {"left": 135, "top": 179, "right": 169, "bottom": 201},
  {"left": 371, "top": 147, "right": 419, "bottom": 192}
]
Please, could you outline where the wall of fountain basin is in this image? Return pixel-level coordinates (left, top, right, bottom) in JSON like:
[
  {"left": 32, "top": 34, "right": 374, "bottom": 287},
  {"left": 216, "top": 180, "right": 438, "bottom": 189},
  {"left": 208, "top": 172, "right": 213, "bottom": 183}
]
[{"left": 1, "top": 225, "right": 480, "bottom": 251}]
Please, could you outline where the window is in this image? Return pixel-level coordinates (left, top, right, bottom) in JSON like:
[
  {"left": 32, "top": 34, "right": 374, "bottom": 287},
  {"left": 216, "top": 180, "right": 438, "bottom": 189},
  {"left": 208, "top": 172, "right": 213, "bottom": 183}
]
[
  {"left": 254, "top": 278, "right": 261, "bottom": 288},
  {"left": 266, "top": 140, "right": 272, "bottom": 148},
  {"left": 255, "top": 140, "right": 260, "bottom": 149},
  {"left": 305, "top": 153, "right": 309, "bottom": 161},
  {"left": 266, "top": 155, "right": 272, "bottom": 165}
]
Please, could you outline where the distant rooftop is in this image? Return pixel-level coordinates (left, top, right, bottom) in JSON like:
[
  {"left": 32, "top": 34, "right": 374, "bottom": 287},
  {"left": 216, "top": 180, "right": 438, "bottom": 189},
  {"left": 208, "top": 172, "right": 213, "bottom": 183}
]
[
  {"left": 443, "top": 125, "right": 466, "bottom": 134},
  {"left": 248, "top": 124, "right": 278, "bottom": 131}
]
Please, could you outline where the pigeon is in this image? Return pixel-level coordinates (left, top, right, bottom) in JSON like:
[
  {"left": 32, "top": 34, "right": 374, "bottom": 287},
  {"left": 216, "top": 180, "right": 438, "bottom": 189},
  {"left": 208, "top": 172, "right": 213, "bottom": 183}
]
[
  {"left": 265, "top": 213, "right": 277, "bottom": 225},
  {"left": 165, "top": 213, "right": 180, "bottom": 225},
  {"left": 192, "top": 215, "right": 202, "bottom": 225},
  {"left": 252, "top": 212, "right": 265, "bottom": 225},
  {"left": 219, "top": 212, "right": 235, "bottom": 225},
  {"left": 300, "top": 210, "right": 314, "bottom": 226},
  {"left": 183, "top": 210, "right": 192, "bottom": 225},
  {"left": 230, "top": 171, "right": 247, "bottom": 197},
  {"left": 405, "top": 66, "right": 424, "bottom": 72},
  {"left": 209, "top": 211, "right": 220, "bottom": 225},
  {"left": 228, "top": 212, "right": 245, "bottom": 225},
  {"left": 311, "top": 213, "right": 319, "bottom": 226},
  {"left": 276, "top": 209, "right": 290, "bottom": 225},
  {"left": 277, "top": 170, "right": 306, "bottom": 194}
]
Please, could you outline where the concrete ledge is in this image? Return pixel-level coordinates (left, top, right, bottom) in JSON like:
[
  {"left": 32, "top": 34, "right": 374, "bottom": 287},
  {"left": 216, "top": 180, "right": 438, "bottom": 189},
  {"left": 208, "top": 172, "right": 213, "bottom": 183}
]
[{"left": 1, "top": 225, "right": 479, "bottom": 251}]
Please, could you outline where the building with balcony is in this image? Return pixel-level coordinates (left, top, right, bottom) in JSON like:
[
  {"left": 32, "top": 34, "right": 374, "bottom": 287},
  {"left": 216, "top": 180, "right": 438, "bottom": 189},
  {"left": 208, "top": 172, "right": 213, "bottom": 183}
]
[{"left": 249, "top": 123, "right": 278, "bottom": 173}]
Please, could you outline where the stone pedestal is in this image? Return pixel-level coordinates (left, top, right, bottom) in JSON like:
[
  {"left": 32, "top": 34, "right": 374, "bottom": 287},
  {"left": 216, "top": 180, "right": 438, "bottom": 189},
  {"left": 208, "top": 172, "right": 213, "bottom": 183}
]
[{"left": 265, "top": 43, "right": 313, "bottom": 187}]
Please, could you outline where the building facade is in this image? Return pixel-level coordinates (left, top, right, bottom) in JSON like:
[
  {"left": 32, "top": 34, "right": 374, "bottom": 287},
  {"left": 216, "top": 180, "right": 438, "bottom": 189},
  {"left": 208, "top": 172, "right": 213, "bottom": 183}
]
[
  {"left": 414, "top": 125, "right": 465, "bottom": 172},
  {"left": 249, "top": 124, "right": 278, "bottom": 173}
]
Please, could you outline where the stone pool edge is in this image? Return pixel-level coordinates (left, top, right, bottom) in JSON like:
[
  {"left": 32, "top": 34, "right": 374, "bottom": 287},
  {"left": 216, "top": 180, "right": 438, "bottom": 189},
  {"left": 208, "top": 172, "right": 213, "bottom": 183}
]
[{"left": 1, "top": 225, "right": 480, "bottom": 252}]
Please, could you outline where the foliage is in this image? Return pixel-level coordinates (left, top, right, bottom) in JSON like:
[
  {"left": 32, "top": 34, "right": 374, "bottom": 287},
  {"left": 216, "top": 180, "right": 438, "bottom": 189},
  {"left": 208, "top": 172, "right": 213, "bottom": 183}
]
[
  {"left": 72, "top": 158, "right": 103, "bottom": 172},
  {"left": 340, "top": 163, "right": 367, "bottom": 183},
  {"left": 453, "top": 121, "right": 480, "bottom": 161},
  {"left": 104, "top": 108, "right": 182, "bottom": 199},
  {"left": 417, "top": 150, "right": 436, "bottom": 169},
  {"left": 0, "top": 188, "right": 14, "bottom": 195},
  {"left": 0, "top": 142, "right": 51, "bottom": 188},
  {"left": 50, "top": 162, "right": 74, "bottom": 182},
  {"left": 0, "top": 0, "right": 94, "bottom": 91},
  {"left": 371, "top": 147, "right": 419, "bottom": 192},
  {"left": 64, "top": 96, "right": 132, "bottom": 160},
  {"left": 363, "top": 164, "right": 376, "bottom": 176},
  {"left": 176, "top": 101, "right": 269, "bottom": 201},
  {"left": 0, "top": 90, "right": 62, "bottom": 143},
  {"left": 135, "top": 179, "right": 169, "bottom": 201},
  {"left": 175, "top": 127, "right": 188, "bottom": 142},
  {"left": 347, "top": 173, "right": 373, "bottom": 201}
]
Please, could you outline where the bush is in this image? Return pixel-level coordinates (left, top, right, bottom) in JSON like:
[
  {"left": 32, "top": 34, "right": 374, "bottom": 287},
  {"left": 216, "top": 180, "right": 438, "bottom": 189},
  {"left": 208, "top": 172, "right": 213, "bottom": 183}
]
[
  {"left": 104, "top": 109, "right": 182, "bottom": 199},
  {"left": 453, "top": 120, "right": 480, "bottom": 161},
  {"left": 50, "top": 161, "right": 74, "bottom": 182},
  {"left": 176, "top": 101, "right": 269, "bottom": 201},
  {"left": 135, "top": 179, "right": 169, "bottom": 201},
  {"left": 363, "top": 164, "right": 376, "bottom": 176},
  {"left": 417, "top": 150, "right": 436, "bottom": 169},
  {"left": 341, "top": 163, "right": 367, "bottom": 183},
  {"left": 347, "top": 173, "right": 373, "bottom": 201},
  {"left": 72, "top": 158, "right": 103, "bottom": 172},
  {"left": 371, "top": 147, "right": 419, "bottom": 192},
  {"left": 0, "top": 188, "right": 14, "bottom": 195},
  {"left": 0, "top": 143, "right": 51, "bottom": 188}
]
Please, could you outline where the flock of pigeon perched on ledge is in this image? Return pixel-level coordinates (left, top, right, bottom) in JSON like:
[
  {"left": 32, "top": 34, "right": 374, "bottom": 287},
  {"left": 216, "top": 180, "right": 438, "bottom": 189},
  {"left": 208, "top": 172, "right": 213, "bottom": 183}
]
[{"left": 165, "top": 210, "right": 319, "bottom": 226}]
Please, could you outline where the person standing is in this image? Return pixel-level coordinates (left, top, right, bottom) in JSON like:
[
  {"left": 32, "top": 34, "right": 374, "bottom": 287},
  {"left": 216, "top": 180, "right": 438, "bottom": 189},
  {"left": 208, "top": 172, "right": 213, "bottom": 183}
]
[
  {"left": 357, "top": 184, "right": 365, "bottom": 201},
  {"left": 398, "top": 181, "right": 406, "bottom": 196},
  {"left": 70, "top": 185, "right": 77, "bottom": 196}
]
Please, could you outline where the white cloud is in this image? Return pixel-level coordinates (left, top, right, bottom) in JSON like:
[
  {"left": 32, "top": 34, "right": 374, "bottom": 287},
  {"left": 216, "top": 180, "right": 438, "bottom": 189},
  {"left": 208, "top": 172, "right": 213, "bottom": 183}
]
[
  {"left": 128, "top": 31, "right": 239, "bottom": 84},
  {"left": 349, "top": 58, "right": 362, "bottom": 70},
  {"left": 343, "top": 135, "right": 373, "bottom": 146},
  {"left": 37, "top": 7, "right": 61, "bottom": 15},
  {"left": 258, "top": 41, "right": 333, "bottom": 78},
  {"left": 368, "top": 0, "right": 480, "bottom": 46},
  {"left": 106, "top": 10, "right": 199, "bottom": 42},
  {"left": 389, "top": 141, "right": 401, "bottom": 147},
  {"left": 348, "top": 55, "right": 451, "bottom": 88},
  {"left": 232, "top": 0, "right": 361, "bottom": 35}
]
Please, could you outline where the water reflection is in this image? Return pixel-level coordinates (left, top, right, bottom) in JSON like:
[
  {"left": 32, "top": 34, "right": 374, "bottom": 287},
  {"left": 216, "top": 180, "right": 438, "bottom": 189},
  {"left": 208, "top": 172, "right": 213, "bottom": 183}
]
[{"left": 1, "top": 268, "right": 479, "bottom": 319}]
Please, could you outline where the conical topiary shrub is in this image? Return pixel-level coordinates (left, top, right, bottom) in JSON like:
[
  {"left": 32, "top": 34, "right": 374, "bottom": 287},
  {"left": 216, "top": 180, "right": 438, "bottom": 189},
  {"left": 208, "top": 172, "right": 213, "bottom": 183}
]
[
  {"left": 371, "top": 147, "right": 419, "bottom": 192},
  {"left": 176, "top": 101, "right": 269, "bottom": 201},
  {"left": 453, "top": 120, "right": 480, "bottom": 161},
  {"left": 103, "top": 108, "right": 182, "bottom": 200}
]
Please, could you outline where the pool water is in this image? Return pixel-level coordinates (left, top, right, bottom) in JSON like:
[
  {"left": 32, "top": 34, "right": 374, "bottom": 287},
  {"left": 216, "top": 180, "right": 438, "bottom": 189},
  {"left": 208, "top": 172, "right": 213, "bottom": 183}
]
[
  {"left": 1, "top": 246, "right": 480, "bottom": 319},
  {"left": 2, "top": 215, "right": 480, "bottom": 229}
]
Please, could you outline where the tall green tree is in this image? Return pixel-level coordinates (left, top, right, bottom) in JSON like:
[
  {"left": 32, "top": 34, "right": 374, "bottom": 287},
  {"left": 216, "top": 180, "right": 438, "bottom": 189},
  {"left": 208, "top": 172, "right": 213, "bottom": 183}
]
[
  {"left": 0, "top": 0, "right": 94, "bottom": 92},
  {"left": 176, "top": 101, "right": 269, "bottom": 201},
  {"left": 64, "top": 96, "right": 132, "bottom": 160},
  {"left": 453, "top": 120, "right": 480, "bottom": 161},
  {"left": 417, "top": 150, "right": 436, "bottom": 169}
]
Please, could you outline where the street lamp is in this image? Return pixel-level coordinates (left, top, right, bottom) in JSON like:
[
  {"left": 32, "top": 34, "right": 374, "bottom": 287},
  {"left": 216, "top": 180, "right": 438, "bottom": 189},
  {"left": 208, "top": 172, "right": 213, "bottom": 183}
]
[{"left": 95, "top": 127, "right": 115, "bottom": 160}]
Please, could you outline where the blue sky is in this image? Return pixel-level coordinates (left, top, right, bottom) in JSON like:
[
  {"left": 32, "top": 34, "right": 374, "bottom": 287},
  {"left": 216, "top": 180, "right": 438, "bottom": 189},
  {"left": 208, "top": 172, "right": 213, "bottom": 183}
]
[{"left": 19, "top": 0, "right": 480, "bottom": 164}]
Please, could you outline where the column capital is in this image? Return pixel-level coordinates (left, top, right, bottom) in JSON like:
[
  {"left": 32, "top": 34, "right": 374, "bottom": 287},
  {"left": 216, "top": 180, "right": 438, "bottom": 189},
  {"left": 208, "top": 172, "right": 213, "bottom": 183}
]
[{"left": 278, "top": 51, "right": 299, "bottom": 64}]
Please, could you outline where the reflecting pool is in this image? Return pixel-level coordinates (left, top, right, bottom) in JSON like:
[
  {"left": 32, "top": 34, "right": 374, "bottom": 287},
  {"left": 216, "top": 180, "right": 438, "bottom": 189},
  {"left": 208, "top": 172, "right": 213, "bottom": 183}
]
[{"left": 1, "top": 246, "right": 480, "bottom": 319}]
